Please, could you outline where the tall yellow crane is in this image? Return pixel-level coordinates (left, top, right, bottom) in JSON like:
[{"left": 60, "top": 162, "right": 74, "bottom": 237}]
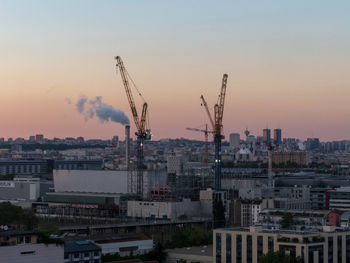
[
  {"left": 200, "top": 74, "right": 228, "bottom": 190},
  {"left": 115, "top": 56, "right": 151, "bottom": 199}
]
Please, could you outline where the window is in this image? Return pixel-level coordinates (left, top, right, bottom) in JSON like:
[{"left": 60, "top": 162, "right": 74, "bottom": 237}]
[
  {"left": 216, "top": 233, "right": 222, "bottom": 263},
  {"left": 20, "top": 251, "right": 35, "bottom": 255},
  {"left": 338, "top": 236, "right": 343, "bottom": 263},
  {"left": 328, "top": 237, "right": 333, "bottom": 263},
  {"left": 309, "top": 245, "right": 324, "bottom": 263},
  {"left": 94, "top": 251, "right": 100, "bottom": 257},
  {"left": 236, "top": 235, "right": 242, "bottom": 263},
  {"left": 268, "top": 236, "right": 274, "bottom": 252},
  {"left": 226, "top": 234, "right": 232, "bottom": 263},
  {"left": 84, "top": 252, "right": 90, "bottom": 257},
  {"left": 25, "top": 236, "right": 31, "bottom": 244},
  {"left": 257, "top": 236, "right": 263, "bottom": 259},
  {"left": 346, "top": 235, "right": 350, "bottom": 263},
  {"left": 74, "top": 253, "right": 80, "bottom": 258},
  {"left": 247, "top": 235, "right": 252, "bottom": 263}
]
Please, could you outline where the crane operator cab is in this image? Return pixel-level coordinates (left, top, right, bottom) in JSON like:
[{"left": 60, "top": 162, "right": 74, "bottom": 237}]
[{"left": 145, "top": 129, "right": 152, "bottom": 140}]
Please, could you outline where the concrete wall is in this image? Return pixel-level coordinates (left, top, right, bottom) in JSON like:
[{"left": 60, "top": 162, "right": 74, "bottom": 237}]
[
  {"left": 0, "top": 243, "right": 64, "bottom": 263},
  {"left": 127, "top": 199, "right": 212, "bottom": 220},
  {"left": 0, "top": 180, "right": 40, "bottom": 201},
  {"left": 53, "top": 170, "right": 128, "bottom": 194}
]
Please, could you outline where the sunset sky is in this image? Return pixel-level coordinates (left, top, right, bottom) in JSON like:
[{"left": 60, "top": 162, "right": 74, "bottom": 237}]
[{"left": 1, "top": 1, "right": 350, "bottom": 141}]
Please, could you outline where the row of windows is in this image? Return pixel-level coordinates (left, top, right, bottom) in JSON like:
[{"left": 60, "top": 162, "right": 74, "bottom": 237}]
[
  {"left": 216, "top": 233, "right": 350, "bottom": 262},
  {"left": 5, "top": 165, "right": 41, "bottom": 174},
  {"left": 64, "top": 251, "right": 100, "bottom": 259}
]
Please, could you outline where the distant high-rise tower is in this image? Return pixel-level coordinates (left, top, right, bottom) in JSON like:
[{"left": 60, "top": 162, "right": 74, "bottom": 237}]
[
  {"left": 35, "top": 134, "right": 44, "bottom": 143},
  {"left": 274, "top": 129, "right": 282, "bottom": 145},
  {"left": 244, "top": 128, "right": 250, "bottom": 140},
  {"left": 229, "top": 133, "right": 240, "bottom": 148},
  {"left": 263, "top": 129, "right": 271, "bottom": 143}
]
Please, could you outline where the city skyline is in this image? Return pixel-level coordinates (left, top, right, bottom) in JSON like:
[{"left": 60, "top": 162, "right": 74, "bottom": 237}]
[{"left": 1, "top": 1, "right": 350, "bottom": 141}]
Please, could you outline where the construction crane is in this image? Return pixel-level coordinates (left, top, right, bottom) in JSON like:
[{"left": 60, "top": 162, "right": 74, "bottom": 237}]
[
  {"left": 186, "top": 124, "right": 214, "bottom": 164},
  {"left": 200, "top": 74, "right": 228, "bottom": 191},
  {"left": 115, "top": 56, "right": 151, "bottom": 199}
]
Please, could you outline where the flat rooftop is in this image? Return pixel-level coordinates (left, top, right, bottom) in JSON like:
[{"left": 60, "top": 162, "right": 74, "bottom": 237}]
[{"left": 166, "top": 245, "right": 213, "bottom": 257}]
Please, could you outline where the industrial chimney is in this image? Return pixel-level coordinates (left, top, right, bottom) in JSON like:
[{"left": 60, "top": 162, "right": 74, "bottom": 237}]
[{"left": 125, "top": 125, "right": 130, "bottom": 169}]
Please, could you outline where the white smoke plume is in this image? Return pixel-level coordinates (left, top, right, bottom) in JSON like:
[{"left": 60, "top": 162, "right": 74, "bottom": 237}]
[{"left": 76, "top": 96, "right": 129, "bottom": 125}]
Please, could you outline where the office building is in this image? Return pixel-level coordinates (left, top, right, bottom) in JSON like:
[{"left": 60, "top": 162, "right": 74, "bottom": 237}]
[
  {"left": 273, "top": 129, "right": 282, "bottom": 144},
  {"left": 329, "top": 187, "right": 350, "bottom": 211},
  {"left": 0, "top": 160, "right": 49, "bottom": 176},
  {"left": 263, "top": 129, "right": 271, "bottom": 143},
  {"left": 271, "top": 151, "right": 308, "bottom": 166},
  {"left": 214, "top": 226, "right": 350, "bottom": 263},
  {"left": 35, "top": 134, "right": 44, "bottom": 143},
  {"left": 112, "top": 135, "right": 119, "bottom": 146},
  {"left": 305, "top": 138, "right": 320, "bottom": 151}
]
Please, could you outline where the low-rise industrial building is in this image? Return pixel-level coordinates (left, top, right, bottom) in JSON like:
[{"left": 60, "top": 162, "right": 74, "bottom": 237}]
[
  {"left": 64, "top": 241, "right": 101, "bottom": 263},
  {"left": 94, "top": 233, "right": 153, "bottom": 257}
]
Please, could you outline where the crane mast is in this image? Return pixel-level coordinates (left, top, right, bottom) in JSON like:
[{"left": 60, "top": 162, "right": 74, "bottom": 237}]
[
  {"left": 201, "top": 74, "right": 228, "bottom": 191},
  {"left": 115, "top": 56, "right": 151, "bottom": 199}
]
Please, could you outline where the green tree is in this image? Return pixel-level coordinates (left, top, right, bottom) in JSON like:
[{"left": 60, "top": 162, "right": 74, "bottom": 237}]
[
  {"left": 0, "top": 202, "right": 39, "bottom": 230},
  {"left": 281, "top": 212, "right": 294, "bottom": 229},
  {"left": 151, "top": 242, "right": 167, "bottom": 263},
  {"left": 38, "top": 222, "right": 61, "bottom": 235},
  {"left": 0, "top": 202, "right": 23, "bottom": 225},
  {"left": 22, "top": 210, "right": 38, "bottom": 230},
  {"left": 38, "top": 222, "right": 64, "bottom": 245},
  {"left": 165, "top": 227, "right": 212, "bottom": 248},
  {"left": 259, "top": 251, "right": 291, "bottom": 263}
]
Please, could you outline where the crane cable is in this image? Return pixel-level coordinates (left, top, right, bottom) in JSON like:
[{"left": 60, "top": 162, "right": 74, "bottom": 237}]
[{"left": 115, "top": 60, "right": 150, "bottom": 129}]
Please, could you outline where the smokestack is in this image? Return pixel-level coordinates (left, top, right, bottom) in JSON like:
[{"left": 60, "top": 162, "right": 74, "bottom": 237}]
[{"left": 125, "top": 125, "right": 130, "bottom": 169}]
